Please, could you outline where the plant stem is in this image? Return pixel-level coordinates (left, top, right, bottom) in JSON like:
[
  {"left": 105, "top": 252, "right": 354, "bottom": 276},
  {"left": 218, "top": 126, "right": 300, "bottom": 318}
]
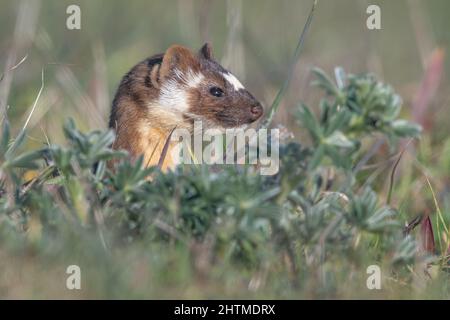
[{"left": 261, "top": 0, "right": 318, "bottom": 128}]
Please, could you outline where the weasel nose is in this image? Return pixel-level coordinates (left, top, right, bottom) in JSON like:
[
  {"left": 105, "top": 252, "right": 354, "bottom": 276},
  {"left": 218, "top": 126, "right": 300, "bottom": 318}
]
[{"left": 250, "top": 104, "right": 263, "bottom": 121}]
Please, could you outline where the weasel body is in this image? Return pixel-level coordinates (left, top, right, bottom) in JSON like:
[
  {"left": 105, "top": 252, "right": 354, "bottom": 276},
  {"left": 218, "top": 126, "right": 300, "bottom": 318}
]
[{"left": 109, "top": 43, "right": 263, "bottom": 170}]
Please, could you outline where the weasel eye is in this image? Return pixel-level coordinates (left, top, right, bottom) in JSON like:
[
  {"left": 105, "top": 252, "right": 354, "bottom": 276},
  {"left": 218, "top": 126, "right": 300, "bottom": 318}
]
[{"left": 209, "top": 87, "right": 224, "bottom": 97}]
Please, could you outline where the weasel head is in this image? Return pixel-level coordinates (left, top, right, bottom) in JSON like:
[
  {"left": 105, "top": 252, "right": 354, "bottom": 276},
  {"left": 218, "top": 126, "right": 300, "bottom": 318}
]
[{"left": 157, "top": 43, "right": 263, "bottom": 130}]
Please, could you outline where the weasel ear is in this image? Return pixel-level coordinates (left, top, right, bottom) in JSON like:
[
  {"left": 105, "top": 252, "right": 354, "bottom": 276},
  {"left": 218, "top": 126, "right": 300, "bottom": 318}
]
[
  {"left": 198, "top": 42, "right": 213, "bottom": 60},
  {"left": 159, "top": 45, "right": 199, "bottom": 81}
]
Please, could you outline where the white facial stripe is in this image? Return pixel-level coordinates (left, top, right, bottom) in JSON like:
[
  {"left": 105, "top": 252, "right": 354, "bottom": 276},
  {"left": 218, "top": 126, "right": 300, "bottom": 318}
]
[
  {"left": 223, "top": 72, "right": 245, "bottom": 91},
  {"left": 186, "top": 72, "right": 204, "bottom": 88},
  {"left": 159, "top": 79, "right": 189, "bottom": 112},
  {"left": 174, "top": 68, "right": 204, "bottom": 88},
  {"left": 158, "top": 69, "right": 204, "bottom": 113}
]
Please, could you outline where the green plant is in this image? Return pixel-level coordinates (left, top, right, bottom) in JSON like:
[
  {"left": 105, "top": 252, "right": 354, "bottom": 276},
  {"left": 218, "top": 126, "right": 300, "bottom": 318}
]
[{"left": 1, "top": 67, "right": 446, "bottom": 299}]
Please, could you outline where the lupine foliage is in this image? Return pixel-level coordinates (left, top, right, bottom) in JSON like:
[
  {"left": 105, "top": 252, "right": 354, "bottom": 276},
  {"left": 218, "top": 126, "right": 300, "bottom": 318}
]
[{"left": 1, "top": 68, "right": 448, "bottom": 299}]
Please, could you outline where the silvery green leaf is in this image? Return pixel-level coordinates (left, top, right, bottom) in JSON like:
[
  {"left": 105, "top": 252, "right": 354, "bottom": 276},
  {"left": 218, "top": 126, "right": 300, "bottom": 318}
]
[
  {"left": 392, "top": 119, "right": 421, "bottom": 137},
  {"left": 297, "top": 104, "right": 322, "bottom": 142},
  {"left": 325, "top": 131, "right": 354, "bottom": 148},
  {"left": 311, "top": 67, "right": 340, "bottom": 96},
  {"left": 334, "top": 67, "right": 346, "bottom": 89}
]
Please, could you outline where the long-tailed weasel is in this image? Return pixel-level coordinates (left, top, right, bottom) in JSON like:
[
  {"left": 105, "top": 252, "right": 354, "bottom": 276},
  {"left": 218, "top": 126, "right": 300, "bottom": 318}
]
[{"left": 109, "top": 43, "right": 263, "bottom": 171}]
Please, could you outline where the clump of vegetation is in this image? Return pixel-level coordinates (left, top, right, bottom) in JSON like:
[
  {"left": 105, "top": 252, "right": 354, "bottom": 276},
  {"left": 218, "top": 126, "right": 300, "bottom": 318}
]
[{"left": 1, "top": 68, "right": 448, "bottom": 299}]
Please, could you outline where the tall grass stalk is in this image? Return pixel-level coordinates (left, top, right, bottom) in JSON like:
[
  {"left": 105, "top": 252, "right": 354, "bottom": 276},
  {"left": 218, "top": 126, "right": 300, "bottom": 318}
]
[{"left": 262, "top": 0, "right": 318, "bottom": 128}]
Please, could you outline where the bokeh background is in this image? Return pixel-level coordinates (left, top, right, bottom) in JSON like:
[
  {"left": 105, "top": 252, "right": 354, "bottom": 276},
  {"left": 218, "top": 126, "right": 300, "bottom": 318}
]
[
  {"left": 1, "top": 0, "right": 450, "bottom": 298},
  {"left": 1, "top": 0, "right": 449, "bottom": 140}
]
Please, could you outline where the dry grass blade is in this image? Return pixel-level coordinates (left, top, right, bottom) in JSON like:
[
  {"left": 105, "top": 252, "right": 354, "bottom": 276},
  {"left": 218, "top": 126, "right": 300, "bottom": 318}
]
[
  {"left": 411, "top": 158, "right": 450, "bottom": 257},
  {"left": 424, "top": 175, "right": 449, "bottom": 256},
  {"left": 0, "top": 55, "right": 28, "bottom": 83},
  {"left": 22, "top": 69, "right": 45, "bottom": 132},
  {"left": 387, "top": 139, "right": 413, "bottom": 205},
  {"left": 261, "top": 0, "right": 318, "bottom": 128},
  {"left": 158, "top": 126, "right": 177, "bottom": 169},
  {"left": 146, "top": 140, "right": 161, "bottom": 168},
  {"left": 0, "top": 0, "right": 40, "bottom": 120}
]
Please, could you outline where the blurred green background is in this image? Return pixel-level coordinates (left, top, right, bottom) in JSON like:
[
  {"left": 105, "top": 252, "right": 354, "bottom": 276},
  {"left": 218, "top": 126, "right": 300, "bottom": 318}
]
[
  {"left": 1, "top": 0, "right": 450, "bottom": 298},
  {"left": 1, "top": 0, "right": 449, "bottom": 142}
]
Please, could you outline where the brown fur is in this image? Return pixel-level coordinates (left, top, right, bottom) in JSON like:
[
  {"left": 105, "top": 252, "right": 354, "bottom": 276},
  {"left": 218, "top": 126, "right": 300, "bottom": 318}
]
[{"left": 109, "top": 43, "right": 263, "bottom": 171}]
